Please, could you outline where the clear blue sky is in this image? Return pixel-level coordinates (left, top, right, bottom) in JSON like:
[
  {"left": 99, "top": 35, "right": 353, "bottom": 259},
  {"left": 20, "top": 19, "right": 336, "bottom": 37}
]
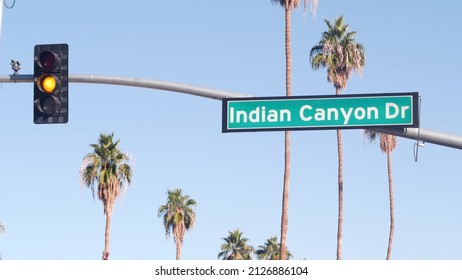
[{"left": 0, "top": 0, "right": 461, "bottom": 260}]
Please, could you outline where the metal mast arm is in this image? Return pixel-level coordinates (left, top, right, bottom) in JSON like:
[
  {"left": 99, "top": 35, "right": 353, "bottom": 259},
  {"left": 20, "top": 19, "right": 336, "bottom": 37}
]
[
  {"left": 0, "top": 74, "right": 249, "bottom": 100},
  {"left": 2, "top": 74, "right": 462, "bottom": 149},
  {"left": 374, "top": 127, "right": 462, "bottom": 150}
]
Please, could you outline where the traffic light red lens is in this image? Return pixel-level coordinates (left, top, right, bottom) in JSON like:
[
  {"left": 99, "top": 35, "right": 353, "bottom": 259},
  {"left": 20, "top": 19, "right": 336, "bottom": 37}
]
[{"left": 39, "top": 51, "right": 56, "bottom": 71}]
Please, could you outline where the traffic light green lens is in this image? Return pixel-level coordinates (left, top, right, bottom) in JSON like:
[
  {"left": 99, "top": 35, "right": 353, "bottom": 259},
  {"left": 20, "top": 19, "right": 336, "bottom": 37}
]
[{"left": 38, "top": 95, "right": 58, "bottom": 116}]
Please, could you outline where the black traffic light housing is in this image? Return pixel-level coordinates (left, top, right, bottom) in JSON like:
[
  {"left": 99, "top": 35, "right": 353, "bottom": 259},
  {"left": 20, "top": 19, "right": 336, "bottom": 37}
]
[{"left": 33, "top": 43, "right": 68, "bottom": 124}]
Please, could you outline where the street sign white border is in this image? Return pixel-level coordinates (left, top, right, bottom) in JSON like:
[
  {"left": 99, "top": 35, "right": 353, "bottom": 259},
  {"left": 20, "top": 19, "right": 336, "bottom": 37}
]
[{"left": 222, "top": 92, "right": 420, "bottom": 133}]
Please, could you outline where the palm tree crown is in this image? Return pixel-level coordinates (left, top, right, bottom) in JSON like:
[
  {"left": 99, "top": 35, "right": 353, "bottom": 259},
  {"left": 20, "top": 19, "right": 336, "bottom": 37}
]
[
  {"left": 218, "top": 229, "right": 254, "bottom": 260},
  {"left": 310, "top": 15, "right": 365, "bottom": 91},
  {"left": 80, "top": 132, "right": 133, "bottom": 260},
  {"left": 256, "top": 236, "right": 293, "bottom": 260},
  {"left": 158, "top": 188, "right": 196, "bottom": 260},
  {"left": 271, "top": 0, "right": 304, "bottom": 10},
  {"left": 364, "top": 131, "right": 397, "bottom": 154},
  {"left": 270, "top": 0, "right": 318, "bottom": 14},
  {"left": 80, "top": 133, "right": 132, "bottom": 214}
]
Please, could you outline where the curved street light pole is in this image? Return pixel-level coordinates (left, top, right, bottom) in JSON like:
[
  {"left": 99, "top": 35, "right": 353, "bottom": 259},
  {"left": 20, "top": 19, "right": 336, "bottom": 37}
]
[{"left": 2, "top": 74, "right": 462, "bottom": 150}]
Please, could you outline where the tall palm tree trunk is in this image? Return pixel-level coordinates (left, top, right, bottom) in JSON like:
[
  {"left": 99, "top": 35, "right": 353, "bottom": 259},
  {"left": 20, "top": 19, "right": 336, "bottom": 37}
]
[
  {"left": 102, "top": 209, "right": 112, "bottom": 260},
  {"left": 280, "top": 130, "right": 290, "bottom": 261},
  {"left": 279, "top": 0, "right": 292, "bottom": 261},
  {"left": 175, "top": 241, "right": 181, "bottom": 260},
  {"left": 335, "top": 87, "right": 343, "bottom": 260},
  {"left": 386, "top": 147, "right": 395, "bottom": 260}
]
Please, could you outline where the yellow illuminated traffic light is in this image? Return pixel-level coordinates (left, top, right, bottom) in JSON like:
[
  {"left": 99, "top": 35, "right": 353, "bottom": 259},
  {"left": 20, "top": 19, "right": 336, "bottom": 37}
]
[
  {"left": 33, "top": 44, "right": 68, "bottom": 124},
  {"left": 38, "top": 75, "right": 57, "bottom": 94}
]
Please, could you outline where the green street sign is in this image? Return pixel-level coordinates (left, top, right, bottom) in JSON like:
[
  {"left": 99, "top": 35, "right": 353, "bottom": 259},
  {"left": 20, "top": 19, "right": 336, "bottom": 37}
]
[{"left": 222, "top": 92, "right": 419, "bottom": 132}]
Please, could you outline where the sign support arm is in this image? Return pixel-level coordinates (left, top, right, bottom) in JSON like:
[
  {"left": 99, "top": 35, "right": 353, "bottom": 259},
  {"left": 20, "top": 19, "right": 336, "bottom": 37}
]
[
  {"left": 1, "top": 74, "right": 461, "bottom": 150},
  {"left": 374, "top": 127, "right": 462, "bottom": 150}
]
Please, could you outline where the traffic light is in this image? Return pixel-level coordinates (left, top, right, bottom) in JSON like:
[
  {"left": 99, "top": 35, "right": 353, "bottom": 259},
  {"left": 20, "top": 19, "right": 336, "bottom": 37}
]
[{"left": 33, "top": 43, "right": 68, "bottom": 124}]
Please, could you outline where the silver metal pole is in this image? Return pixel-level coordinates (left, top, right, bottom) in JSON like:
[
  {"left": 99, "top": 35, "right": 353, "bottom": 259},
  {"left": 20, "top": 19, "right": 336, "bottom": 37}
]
[
  {"left": 0, "top": 74, "right": 250, "bottom": 100},
  {"left": 374, "top": 127, "right": 462, "bottom": 150},
  {"left": 69, "top": 74, "right": 250, "bottom": 100},
  {"left": 1, "top": 74, "right": 462, "bottom": 150},
  {"left": 0, "top": 74, "right": 32, "bottom": 83}
]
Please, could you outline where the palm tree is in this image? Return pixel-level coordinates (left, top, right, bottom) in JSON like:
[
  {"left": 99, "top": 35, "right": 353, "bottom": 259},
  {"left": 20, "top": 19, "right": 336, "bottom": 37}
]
[
  {"left": 80, "top": 133, "right": 133, "bottom": 260},
  {"left": 310, "top": 15, "right": 365, "bottom": 260},
  {"left": 158, "top": 188, "right": 196, "bottom": 260},
  {"left": 271, "top": 0, "right": 318, "bottom": 261},
  {"left": 364, "top": 131, "right": 397, "bottom": 260},
  {"left": 256, "top": 236, "right": 293, "bottom": 260},
  {"left": 218, "top": 229, "right": 254, "bottom": 260}
]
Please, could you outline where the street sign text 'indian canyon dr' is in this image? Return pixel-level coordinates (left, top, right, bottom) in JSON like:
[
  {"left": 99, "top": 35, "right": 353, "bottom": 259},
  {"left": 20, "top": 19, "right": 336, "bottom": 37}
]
[{"left": 222, "top": 92, "right": 419, "bottom": 132}]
